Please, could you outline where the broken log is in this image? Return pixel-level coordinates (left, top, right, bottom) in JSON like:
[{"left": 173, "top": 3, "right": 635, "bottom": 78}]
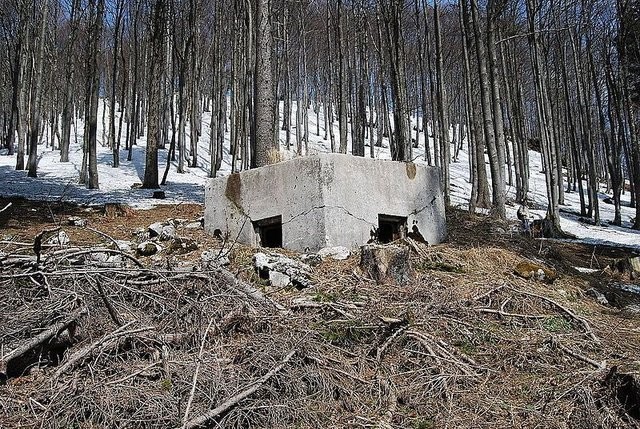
[
  {"left": 52, "top": 321, "right": 154, "bottom": 381},
  {"left": 0, "top": 308, "right": 86, "bottom": 379}
]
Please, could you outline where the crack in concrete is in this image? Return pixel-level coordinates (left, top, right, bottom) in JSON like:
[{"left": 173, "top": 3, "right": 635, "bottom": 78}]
[
  {"left": 282, "top": 204, "right": 374, "bottom": 227},
  {"left": 282, "top": 205, "right": 325, "bottom": 225},
  {"left": 410, "top": 196, "right": 437, "bottom": 216}
]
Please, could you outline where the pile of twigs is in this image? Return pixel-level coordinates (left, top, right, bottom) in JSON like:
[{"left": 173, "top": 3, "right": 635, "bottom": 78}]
[{"left": 1, "top": 226, "right": 639, "bottom": 428}]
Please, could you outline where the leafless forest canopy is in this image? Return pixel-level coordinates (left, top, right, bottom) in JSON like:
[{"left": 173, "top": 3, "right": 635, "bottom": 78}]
[{"left": 1, "top": 0, "right": 640, "bottom": 230}]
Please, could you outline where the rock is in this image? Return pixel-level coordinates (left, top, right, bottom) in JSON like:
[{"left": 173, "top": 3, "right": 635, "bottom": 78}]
[
  {"left": 47, "top": 230, "right": 70, "bottom": 246},
  {"left": 184, "top": 221, "right": 203, "bottom": 229},
  {"left": 137, "top": 241, "right": 161, "bottom": 256},
  {"left": 300, "top": 253, "right": 322, "bottom": 267},
  {"left": 514, "top": 260, "right": 558, "bottom": 283},
  {"left": 91, "top": 252, "right": 110, "bottom": 263},
  {"left": 269, "top": 271, "right": 291, "bottom": 288},
  {"left": 90, "top": 252, "right": 123, "bottom": 266},
  {"left": 67, "top": 216, "right": 86, "bottom": 227},
  {"left": 623, "top": 304, "right": 640, "bottom": 315},
  {"left": 148, "top": 222, "right": 164, "bottom": 237},
  {"left": 160, "top": 225, "right": 177, "bottom": 240},
  {"left": 148, "top": 222, "right": 177, "bottom": 241},
  {"left": 360, "top": 244, "right": 412, "bottom": 285},
  {"left": 114, "top": 240, "right": 133, "bottom": 253},
  {"left": 586, "top": 288, "right": 609, "bottom": 306},
  {"left": 253, "top": 252, "right": 312, "bottom": 289},
  {"left": 201, "top": 249, "right": 230, "bottom": 267},
  {"left": 167, "top": 237, "right": 198, "bottom": 254},
  {"left": 318, "top": 246, "right": 351, "bottom": 261}
]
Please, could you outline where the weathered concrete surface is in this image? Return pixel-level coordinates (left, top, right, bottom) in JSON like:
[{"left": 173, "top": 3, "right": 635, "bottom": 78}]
[{"left": 205, "top": 153, "right": 446, "bottom": 252}]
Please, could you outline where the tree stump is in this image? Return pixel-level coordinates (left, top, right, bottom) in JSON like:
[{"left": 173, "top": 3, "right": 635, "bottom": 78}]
[{"left": 360, "top": 244, "right": 412, "bottom": 285}]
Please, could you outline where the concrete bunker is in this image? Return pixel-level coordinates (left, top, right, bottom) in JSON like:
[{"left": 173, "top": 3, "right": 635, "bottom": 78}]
[{"left": 205, "top": 153, "right": 446, "bottom": 252}]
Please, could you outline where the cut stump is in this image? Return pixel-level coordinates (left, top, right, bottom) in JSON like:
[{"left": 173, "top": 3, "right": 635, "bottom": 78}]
[{"left": 360, "top": 244, "right": 412, "bottom": 285}]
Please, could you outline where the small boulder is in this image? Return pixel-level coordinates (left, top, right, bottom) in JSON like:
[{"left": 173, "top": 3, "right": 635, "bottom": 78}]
[
  {"left": 47, "top": 230, "right": 70, "bottom": 246},
  {"left": 300, "top": 253, "right": 322, "bottom": 267},
  {"left": 253, "top": 252, "right": 312, "bottom": 289},
  {"left": 67, "top": 216, "right": 86, "bottom": 227},
  {"left": 586, "top": 288, "right": 609, "bottom": 306},
  {"left": 148, "top": 222, "right": 177, "bottom": 241},
  {"left": 318, "top": 246, "right": 351, "bottom": 261},
  {"left": 201, "top": 249, "right": 231, "bottom": 267},
  {"left": 137, "top": 241, "right": 161, "bottom": 256},
  {"left": 148, "top": 222, "right": 164, "bottom": 237},
  {"left": 269, "top": 271, "right": 291, "bottom": 288},
  {"left": 114, "top": 240, "right": 133, "bottom": 253},
  {"left": 167, "top": 237, "right": 198, "bottom": 254}
]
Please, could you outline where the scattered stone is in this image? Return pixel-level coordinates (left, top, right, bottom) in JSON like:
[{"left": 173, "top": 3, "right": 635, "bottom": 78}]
[
  {"left": 114, "top": 240, "right": 133, "bottom": 253},
  {"left": 148, "top": 222, "right": 177, "bottom": 241},
  {"left": 586, "top": 288, "right": 609, "bottom": 306},
  {"left": 623, "top": 304, "right": 640, "bottom": 315},
  {"left": 184, "top": 222, "right": 203, "bottom": 229},
  {"left": 253, "top": 252, "right": 312, "bottom": 289},
  {"left": 152, "top": 190, "right": 166, "bottom": 199},
  {"left": 318, "top": 246, "right": 351, "bottom": 261},
  {"left": 269, "top": 271, "right": 291, "bottom": 288},
  {"left": 90, "top": 252, "right": 123, "bottom": 266},
  {"left": 148, "top": 222, "right": 164, "bottom": 237},
  {"left": 46, "top": 230, "right": 70, "bottom": 246},
  {"left": 67, "top": 216, "right": 86, "bottom": 227},
  {"left": 360, "top": 244, "right": 412, "bottom": 285},
  {"left": 167, "top": 237, "right": 198, "bottom": 255},
  {"left": 514, "top": 260, "right": 558, "bottom": 283},
  {"left": 300, "top": 253, "right": 322, "bottom": 267},
  {"left": 137, "top": 241, "right": 161, "bottom": 256},
  {"left": 201, "top": 249, "right": 231, "bottom": 267}
]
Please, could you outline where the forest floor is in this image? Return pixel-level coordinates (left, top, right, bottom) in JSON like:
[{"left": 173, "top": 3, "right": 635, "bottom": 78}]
[{"left": 1, "top": 198, "right": 640, "bottom": 428}]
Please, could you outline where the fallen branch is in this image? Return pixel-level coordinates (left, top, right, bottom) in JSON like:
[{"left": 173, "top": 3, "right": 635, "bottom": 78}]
[
  {"left": 549, "top": 337, "right": 606, "bottom": 370},
  {"left": 477, "top": 308, "right": 547, "bottom": 319},
  {"left": 0, "top": 308, "right": 85, "bottom": 377},
  {"left": 472, "top": 282, "right": 506, "bottom": 302},
  {"left": 181, "top": 350, "right": 296, "bottom": 429},
  {"left": 406, "top": 330, "right": 479, "bottom": 377},
  {"left": 182, "top": 319, "right": 215, "bottom": 426},
  {"left": 513, "top": 287, "right": 599, "bottom": 343},
  {"left": 33, "top": 227, "right": 61, "bottom": 264},
  {"left": 52, "top": 321, "right": 154, "bottom": 381},
  {"left": 198, "top": 268, "right": 288, "bottom": 314},
  {"left": 51, "top": 248, "right": 144, "bottom": 268},
  {"left": 89, "top": 274, "right": 123, "bottom": 327},
  {"left": 0, "top": 202, "right": 12, "bottom": 213}
]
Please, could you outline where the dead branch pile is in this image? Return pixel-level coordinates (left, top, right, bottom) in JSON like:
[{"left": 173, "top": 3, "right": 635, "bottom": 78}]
[{"left": 1, "top": 223, "right": 640, "bottom": 428}]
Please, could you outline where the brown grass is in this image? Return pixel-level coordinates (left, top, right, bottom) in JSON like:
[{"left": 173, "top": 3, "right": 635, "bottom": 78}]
[{"left": 1, "top": 200, "right": 639, "bottom": 428}]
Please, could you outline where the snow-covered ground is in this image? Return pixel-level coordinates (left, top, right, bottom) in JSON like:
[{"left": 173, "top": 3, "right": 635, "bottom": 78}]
[{"left": 1, "top": 100, "right": 639, "bottom": 250}]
